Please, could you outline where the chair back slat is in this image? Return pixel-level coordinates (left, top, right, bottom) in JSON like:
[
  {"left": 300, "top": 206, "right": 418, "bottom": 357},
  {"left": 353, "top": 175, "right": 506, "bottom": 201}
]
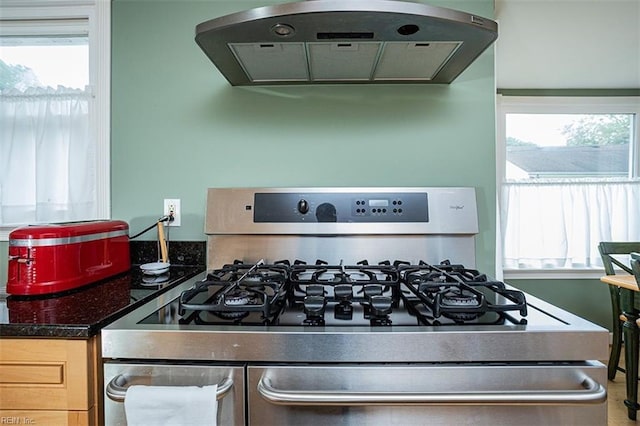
[{"left": 598, "top": 242, "right": 640, "bottom": 275}]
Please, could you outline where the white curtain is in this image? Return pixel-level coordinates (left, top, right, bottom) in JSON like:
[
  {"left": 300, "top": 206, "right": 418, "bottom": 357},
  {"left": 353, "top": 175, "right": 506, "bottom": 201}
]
[
  {"left": 0, "top": 86, "right": 96, "bottom": 226},
  {"left": 501, "top": 179, "right": 640, "bottom": 269}
]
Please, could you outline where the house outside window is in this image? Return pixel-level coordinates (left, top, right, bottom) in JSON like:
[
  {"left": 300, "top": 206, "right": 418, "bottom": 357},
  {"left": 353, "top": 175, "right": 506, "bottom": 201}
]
[
  {"left": 497, "top": 95, "right": 640, "bottom": 279},
  {"left": 0, "top": 0, "right": 110, "bottom": 240}
]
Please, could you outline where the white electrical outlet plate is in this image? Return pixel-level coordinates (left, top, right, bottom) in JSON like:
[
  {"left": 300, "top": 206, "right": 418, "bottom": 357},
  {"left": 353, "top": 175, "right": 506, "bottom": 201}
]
[{"left": 163, "top": 198, "right": 181, "bottom": 226}]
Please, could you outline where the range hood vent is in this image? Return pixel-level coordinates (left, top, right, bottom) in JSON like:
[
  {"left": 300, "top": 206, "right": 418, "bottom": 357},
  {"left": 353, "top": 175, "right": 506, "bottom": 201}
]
[{"left": 195, "top": 0, "right": 498, "bottom": 86}]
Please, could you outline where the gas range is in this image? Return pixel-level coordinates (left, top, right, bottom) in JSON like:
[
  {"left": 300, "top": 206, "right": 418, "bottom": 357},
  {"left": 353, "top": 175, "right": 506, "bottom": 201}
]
[
  {"left": 105, "top": 187, "right": 606, "bottom": 361},
  {"left": 176, "top": 259, "right": 528, "bottom": 328},
  {"left": 102, "top": 187, "right": 608, "bottom": 426}
]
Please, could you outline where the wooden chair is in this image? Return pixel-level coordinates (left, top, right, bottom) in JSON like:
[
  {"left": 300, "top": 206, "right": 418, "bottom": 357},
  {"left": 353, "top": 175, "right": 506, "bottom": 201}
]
[{"left": 598, "top": 242, "right": 640, "bottom": 380}]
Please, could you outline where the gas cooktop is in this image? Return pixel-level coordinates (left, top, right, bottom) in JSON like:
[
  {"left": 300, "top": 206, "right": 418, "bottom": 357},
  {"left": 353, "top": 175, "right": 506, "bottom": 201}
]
[{"left": 168, "top": 260, "right": 528, "bottom": 328}]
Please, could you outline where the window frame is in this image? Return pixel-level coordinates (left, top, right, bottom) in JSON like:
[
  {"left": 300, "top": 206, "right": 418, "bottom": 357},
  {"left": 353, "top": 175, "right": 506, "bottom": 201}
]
[
  {"left": 0, "top": 0, "right": 111, "bottom": 241},
  {"left": 497, "top": 95, "right": 640, "bottom": 279},
  {"left": 0, "top": 0, "right": 110, "bottom": 240}
]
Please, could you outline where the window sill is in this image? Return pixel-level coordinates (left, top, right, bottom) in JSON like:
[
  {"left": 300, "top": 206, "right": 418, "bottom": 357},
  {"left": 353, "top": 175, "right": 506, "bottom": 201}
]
[{"left": 503, "top": 268, "right": 606, "bottom": 280}]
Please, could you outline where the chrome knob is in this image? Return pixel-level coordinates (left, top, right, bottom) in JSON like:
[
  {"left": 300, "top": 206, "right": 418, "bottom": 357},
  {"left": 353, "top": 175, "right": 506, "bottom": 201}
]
[{"left": 297, "top": 199, "right": 309, "bottom": 214}]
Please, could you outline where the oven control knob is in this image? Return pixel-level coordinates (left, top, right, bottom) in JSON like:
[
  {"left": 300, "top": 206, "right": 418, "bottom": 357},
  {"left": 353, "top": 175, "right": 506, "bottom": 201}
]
[{"left": 297, "top": 199, "right": 310, "bottom": 214}]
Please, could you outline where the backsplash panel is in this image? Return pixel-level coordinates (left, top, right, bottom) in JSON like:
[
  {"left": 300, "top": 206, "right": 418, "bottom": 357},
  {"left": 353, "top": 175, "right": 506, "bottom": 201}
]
[{"left": 129, "top": 240, "right": 205, "bottom": 266}]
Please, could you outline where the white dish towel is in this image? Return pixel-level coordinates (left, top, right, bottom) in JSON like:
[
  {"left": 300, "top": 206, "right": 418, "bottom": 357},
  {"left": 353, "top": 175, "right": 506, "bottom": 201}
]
[{"left": 124, "top": 384, "right": 218, "bottom": 426}]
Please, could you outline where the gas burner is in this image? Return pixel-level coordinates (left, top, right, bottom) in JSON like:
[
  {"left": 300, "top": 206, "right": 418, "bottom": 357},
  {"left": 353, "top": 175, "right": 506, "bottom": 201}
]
[
  {"left": 441, "top": 289, "right": 477, "bottom": 307},
  {"left": 215, "top": 310, "right": 250, "bottom": 320},
  {"left": 223, "top": 290, "right": 251, "bottom": 306},
  {"left": 440, "top": 289, "right": 481, "bottom": 321},
  {"left": 331, "top": 273, "right": 350, "bottom": 283}
]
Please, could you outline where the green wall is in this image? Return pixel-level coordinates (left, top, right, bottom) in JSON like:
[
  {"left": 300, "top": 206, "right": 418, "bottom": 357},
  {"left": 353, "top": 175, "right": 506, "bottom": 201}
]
[
  {"left": 110, "top": 0, "right": 497, "bottom": 271},
  {"left": 510, "top": 278, "right": 612, "bottom": 330}
]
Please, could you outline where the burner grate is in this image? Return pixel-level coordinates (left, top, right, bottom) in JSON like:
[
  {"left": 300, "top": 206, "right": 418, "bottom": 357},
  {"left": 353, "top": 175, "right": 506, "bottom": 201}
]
[
  {"left": 176, "top": 259, "right": 528, "bottom": 326},
  {"left": 288, "top": 260, "right": 401, "bottom": 325},
  {"left": 178, "top": 261, "right": 290, "bottom": 324},
  {"left": 399, "top": 260, "right": 528, "bottom": 324}
]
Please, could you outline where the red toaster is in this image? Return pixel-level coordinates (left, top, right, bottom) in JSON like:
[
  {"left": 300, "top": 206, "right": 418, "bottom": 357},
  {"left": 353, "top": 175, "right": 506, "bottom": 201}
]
[{"left": 7, "top": 220, "right": 131, "bottom": 296}]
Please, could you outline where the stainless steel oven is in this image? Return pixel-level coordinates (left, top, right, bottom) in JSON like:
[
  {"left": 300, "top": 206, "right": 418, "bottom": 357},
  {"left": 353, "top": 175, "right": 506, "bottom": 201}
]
[{"left": 102, "top": 187, "right": 609, "bottom": 425}]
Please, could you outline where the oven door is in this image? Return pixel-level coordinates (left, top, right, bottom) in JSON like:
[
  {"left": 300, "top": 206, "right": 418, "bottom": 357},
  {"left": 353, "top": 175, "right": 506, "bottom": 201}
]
[
  {"left": 103, "top": 363, "right": 245, "bottom": 425},
  {"left": 248, "top": 362, "right": 607, "bottom": 425}
]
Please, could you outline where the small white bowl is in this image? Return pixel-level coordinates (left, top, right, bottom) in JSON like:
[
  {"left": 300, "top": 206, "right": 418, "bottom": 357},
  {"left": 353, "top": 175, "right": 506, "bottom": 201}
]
[{"left": 140, "top": 262, "right": 170, "bottom": 275}]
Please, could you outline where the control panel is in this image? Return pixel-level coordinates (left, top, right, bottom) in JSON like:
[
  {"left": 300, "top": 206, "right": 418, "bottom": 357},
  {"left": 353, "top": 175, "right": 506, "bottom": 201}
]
[{"left": 253, "top": 192, "right": 429, "bottom": 223}]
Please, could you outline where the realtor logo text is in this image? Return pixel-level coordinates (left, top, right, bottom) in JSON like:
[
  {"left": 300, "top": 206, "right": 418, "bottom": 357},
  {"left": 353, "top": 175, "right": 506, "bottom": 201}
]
[{"left": 1, "top": 418, "right": 35, "bottom": 424}]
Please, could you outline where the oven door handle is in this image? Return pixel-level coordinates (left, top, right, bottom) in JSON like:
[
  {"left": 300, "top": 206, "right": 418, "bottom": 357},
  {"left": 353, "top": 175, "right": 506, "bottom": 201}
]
[
  {"left": 257, "top": 375, "right": 606, "bottom": 406},
  {"left": 105, "top": 374, "right": 233, "bottom": 403}
]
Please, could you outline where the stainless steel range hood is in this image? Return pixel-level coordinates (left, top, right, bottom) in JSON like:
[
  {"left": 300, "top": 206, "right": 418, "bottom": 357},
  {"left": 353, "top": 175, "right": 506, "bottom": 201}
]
[{"left": 195, "top": 0, "right": 498, "bottom": 86}]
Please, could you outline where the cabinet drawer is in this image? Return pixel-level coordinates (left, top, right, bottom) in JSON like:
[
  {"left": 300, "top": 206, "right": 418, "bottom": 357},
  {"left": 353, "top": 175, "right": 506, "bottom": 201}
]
[{"left": 0, "top": 338, "right": 98, "bottom": 411}]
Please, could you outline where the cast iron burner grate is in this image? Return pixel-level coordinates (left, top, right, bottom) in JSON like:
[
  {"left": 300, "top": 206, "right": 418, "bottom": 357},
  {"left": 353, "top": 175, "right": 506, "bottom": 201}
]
[
  {"left": 176, "top": 259, "right": 528, "bottom": 327},
  {"left": 288, "top": 260, "right": 401, "bottom": 326},
  {"left": 178, "top": 260, "right": 290, "bottom": 325},
  {"left": 399, "top": 260, "right": 528, "bottom": 325}
]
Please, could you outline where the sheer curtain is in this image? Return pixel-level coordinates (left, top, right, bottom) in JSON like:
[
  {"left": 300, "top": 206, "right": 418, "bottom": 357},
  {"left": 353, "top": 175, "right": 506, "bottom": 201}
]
[
  {"left": 0, "top": 86, "right": 96, "bottom": 225},
  {"left": 501, "top": 179, "right": 640, "bottom": 269}
]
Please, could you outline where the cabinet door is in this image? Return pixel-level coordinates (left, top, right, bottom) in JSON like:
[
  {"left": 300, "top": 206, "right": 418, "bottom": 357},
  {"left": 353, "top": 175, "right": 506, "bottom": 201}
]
[{"left": 0, "top": 338, "right": 97, "bottom": 411}]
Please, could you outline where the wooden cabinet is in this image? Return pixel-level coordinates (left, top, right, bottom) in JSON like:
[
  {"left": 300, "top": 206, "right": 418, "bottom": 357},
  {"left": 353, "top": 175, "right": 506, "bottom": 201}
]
[{"left": 0, "top": 336, "right": 102, "bottom": 425}]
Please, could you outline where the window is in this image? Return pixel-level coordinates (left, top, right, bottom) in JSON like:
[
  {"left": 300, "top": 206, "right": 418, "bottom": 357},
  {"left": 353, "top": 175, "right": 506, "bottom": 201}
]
[
  {"left": 497, "top": 96, "right": 640, "bottom": 278},
  {"left": 2, "top": 34, "right": 89, "bottom": 90},
  {"left": 0, "top": 0, "right": 110, "bottom": 239}
]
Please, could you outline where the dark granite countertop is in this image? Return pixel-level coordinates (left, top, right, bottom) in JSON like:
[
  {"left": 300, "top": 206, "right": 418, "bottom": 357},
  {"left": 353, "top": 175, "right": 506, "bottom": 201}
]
[
  {"left": 0, "top": 265, "right": 204, "bottom": 339},
  {"left": 0, "top": 240, "right": 206, "bottom": 339}
]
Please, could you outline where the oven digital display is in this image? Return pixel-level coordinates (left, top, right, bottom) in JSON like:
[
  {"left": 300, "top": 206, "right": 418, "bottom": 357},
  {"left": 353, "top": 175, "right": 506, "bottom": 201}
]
[{"left": 368, "top": 199, "right": 388, "bottom": 207}]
